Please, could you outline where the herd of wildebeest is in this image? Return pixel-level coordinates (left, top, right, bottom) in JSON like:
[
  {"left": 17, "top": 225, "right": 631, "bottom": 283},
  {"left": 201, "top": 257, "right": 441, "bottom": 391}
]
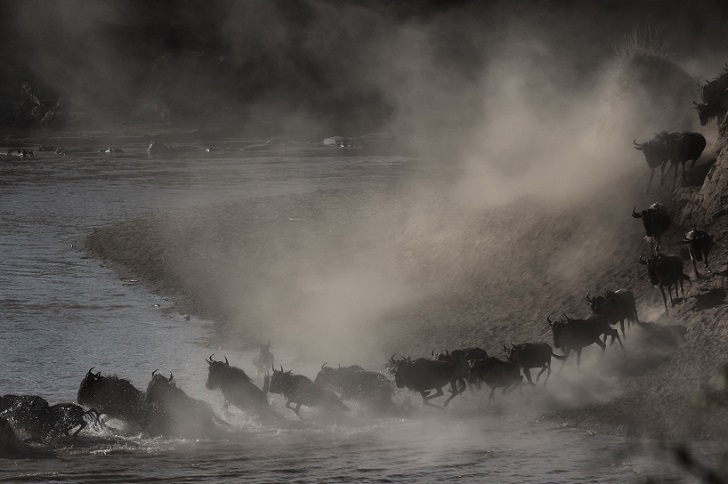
[{"left": 1, "top": 64, "right": 726, "bottom": 456}]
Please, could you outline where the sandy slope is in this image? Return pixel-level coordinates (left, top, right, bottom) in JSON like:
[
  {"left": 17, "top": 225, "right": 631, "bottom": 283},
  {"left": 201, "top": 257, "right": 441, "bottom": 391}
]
[{"left": 81, "top": 136, "right": 728, "bottom": 440}]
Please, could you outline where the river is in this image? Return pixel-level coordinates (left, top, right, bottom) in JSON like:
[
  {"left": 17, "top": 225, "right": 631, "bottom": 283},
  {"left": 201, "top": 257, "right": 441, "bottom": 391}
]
[{"left": 0, "top": 136, "right": 721, "bottom": 482}]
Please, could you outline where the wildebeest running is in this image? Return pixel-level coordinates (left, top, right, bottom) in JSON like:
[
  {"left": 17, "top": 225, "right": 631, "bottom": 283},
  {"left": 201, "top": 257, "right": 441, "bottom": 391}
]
[
  {"left": 146, "top": 369, "right": 231, "bottom": 437},
  {"left": 205, "top": 354, "right": 279, "bottom": 421},
  {"left": 268, "top": 366, "right": 348, "bottom": 419},
  {"left": 547, "top": 313, "right": 623, "bottom": 366},
  {"left": 466, "top": 356, "right": 522, "bottom": 405},
  {"left": 432, "top": 347, "right": 489, "bottom": 392},
  {"left": 634, "top": 132, "right": 706, "bottom": 189},
  {"left": 682, "top": 228, "right": 714, "bottom": 279},
  {"left": 77, "top": 368, "right": 150, "bottom": 433},
  {"left": 387, "top": 355, "right": 464, "bottom": 407},
  {"left": 694, "top": 66, "right": 728, "bottom": 126},
  {"left": 314, "top": 363, "right": 394, "bottom": 411},
  {"left": 632, "top": 202, "right": 671, "bottom": 255},
  {"left": 586, "top": 289, "right": 640, "bottom": 338},
  {"left": 503, "top": 343, "right": 559, "bottom": 386},
  {"left": 639, "top": 254, "right": 691, "bottom": 314}
]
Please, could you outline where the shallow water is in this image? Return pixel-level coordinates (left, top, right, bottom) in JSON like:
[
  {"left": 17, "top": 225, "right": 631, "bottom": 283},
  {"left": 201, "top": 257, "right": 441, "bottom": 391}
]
[{"left": 0, "top": 139, "right": 723, "bottom": 482}]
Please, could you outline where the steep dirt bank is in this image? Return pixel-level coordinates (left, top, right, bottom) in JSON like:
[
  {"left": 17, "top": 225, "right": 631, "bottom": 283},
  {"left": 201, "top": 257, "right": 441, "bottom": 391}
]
[{"left": 82, "top": 145, "right": 728, "bottom": 440}]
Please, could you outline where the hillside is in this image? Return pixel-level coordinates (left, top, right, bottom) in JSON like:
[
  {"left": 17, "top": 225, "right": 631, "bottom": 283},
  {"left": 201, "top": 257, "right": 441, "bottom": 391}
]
[{"left": 82, "top": 122, "right": 728, "bottom": 439}]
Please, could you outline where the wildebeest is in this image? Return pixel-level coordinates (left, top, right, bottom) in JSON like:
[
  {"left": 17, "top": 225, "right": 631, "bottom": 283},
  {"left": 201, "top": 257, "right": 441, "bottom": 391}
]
[
  {"left": 667, "top": 132, "right": 707, "bottom": 187},
  {"left": 1, "top": 395, "right": 100, "bottom": 441},
  {"left": 586, "top": 289, "right": 640, "bottom": 338},
  {"left": 639, "top": 254, "right": 691, "bottom": 314},
  {"left": 252, "top": 341, "right": 274, "bottom": 377},
  {"left": 547, "top": 313, "right": 623, "bottom": 366},
  {"left": 268, "top": 366, "right": 348, "bottom": 419},
  {"left": 632, "top": 202, "right": 671, "bottom": 255},
  {"left": 77, "top": 368, "right": 149, "bottom": 432},
  {"left": 466, "top": 356, "right": 522, "bottom": 404},
  {"left": 432, "top": 347, "right": 489, "bottom": 391},
  {"left": 146, "top": 369, "right": 230, "bottom": 437},
  {"left": 694, "top": 67, "right": 728, "bottom": 126},
  {"left": 314, "top": 363, "right": 394, "bottom": 411},
  {"left": 503, "top": 343, "right": 560, "bottom": 386},
  {"left": 205, "top": 355, "right": 279, "bottom": 420},
  {"left": 634, "top": 133, "right": 672, "bottom": 191},
  {"left": 682, "top": 228, "right": 714, "bottom": 279},
  {"left": 387, "top": 355, "right": 463, "bottom": 407}
]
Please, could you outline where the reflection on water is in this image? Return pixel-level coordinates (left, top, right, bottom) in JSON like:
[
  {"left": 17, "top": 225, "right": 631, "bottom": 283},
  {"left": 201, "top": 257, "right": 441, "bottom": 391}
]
[{"left": 0, "top": 141, "right": 720, "bottom": 482}]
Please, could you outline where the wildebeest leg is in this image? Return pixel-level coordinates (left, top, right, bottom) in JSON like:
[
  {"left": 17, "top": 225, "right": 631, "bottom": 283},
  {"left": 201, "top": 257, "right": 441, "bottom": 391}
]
[
  {"left": 672, "top": 162, "right": 679, "bottom": 189},
  {"left": 610, "top": 329, "right": 625, "bottom": 349},
  {"left": 619, "top": 319, "right": 626, "bottom": 339},
  {"left": 692, "top": 256, "right": 700, "bottom": 279},
  {"left": 576, "top": 349, "right": 583, "bottom": 366},
  {"left": 538, "top": 364, "right": 551, "bottom": 386},
  {"left": 558, "top": 349, "right": 570, "bottom": 372},
  {"left": 645, "top": 169, "right": 655, "bottom": 192},
  {"left": 488, "top": 387, "right": 496, "bottom": 406},
  {"left": 285, "top": 400, "right": 303, "bottom": 418},
  {"left": 523, "top": 368, "right": 535, "bottom": 385},
  {"left": 443, "top": 382, "right": 460, "bottom": 407},
  {"left": 422, "top": 388, "right": 445, "bottom": 407},
  {"left": 659, "top": 284, "right": 669, "bottom": 314},
  {"left": 706, "top": 256, "right": 712, "bottom": 274},
  {"left": 659, "top": 161, "right": 668, "bottom": 187}
]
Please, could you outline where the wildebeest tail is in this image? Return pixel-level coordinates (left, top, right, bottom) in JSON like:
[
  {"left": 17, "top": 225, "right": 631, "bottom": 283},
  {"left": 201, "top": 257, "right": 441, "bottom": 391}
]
[{"left": 551, "top": 352, "right": 567, "bottom": 360}]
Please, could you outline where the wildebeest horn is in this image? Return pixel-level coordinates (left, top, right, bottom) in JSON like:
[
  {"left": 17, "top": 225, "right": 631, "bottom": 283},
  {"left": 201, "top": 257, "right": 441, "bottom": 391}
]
[
  {"left": 152, "top": 369, "right": 159, "bottom": 377},
  {"left": 280, "top": 365, "right": 284, "bottom": 372},
  {"left": 633, "top": 139, "right": 643, "bottom": 150},
  {"left": 271, "top": 364, "right": 276, "bottom": 373},
  {"left": 168, "top": 371, "right": 174, "bottom": 382},
  {"left": 639, "top": 255, "right": 648, "bottom": 265},
  {"left": 208, "top": 354, "right": 215, "bottom": 363},
  {"left": 586, "top": 291, "right": 593, "bottom": 303},
  {"left": 321, "top": 362, "right": 328, "bottom": 370},
  {"left": 390, "top": 353, "right": 397, "bottom": 364},
  {"left": 547, "top": 314, "right": 554, "bottom": 324},
  {"left": 431, "top": 349, "right": 436, "bottom": 357},
  {"left": 224, "top": 356, "right": 229, "bottom": 366},
  {"left": 693, "top": 98, "right": 699, "bottom": 106},
  {"left": 563, "top": 314, "right": 571, "bottom": 323},
  {"left": 632, "top": 208, "right": 641, "bottom": 218},
  {"left": 444, "top": 349, "right": 449, "bottom": 357},
  {"left": 87, "top": 367, "right": 95, "bottom": 375}
]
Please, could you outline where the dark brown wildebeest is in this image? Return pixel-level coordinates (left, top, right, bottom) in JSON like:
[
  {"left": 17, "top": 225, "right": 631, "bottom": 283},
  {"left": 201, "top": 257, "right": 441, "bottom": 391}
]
[
  {"left": 314, "top": 363, "right": 394, "bottom": 412},
  {"left": 639, "top": 254, "right": 691, "bottom": 315},
  {"left": 432, "top": 347, "right": 489, "bottom": 392},
  {"left": 77, "top": 368, "right": 150, "bottom": 433},
  {"left": 269, "top": 366, "right": 348, "bottom": 419},
  {"left": 664, "top": 132, "right": 707, "bottom": 188},
  {"left": 586, "top": 289, "right": 640, "bottom": 339},
  {"left": 547, "top": 314, "right": 623, "bottom": 366},
  {"left": 205, "top": 355, "right": 280, "bottom": 421},
  {"left": 694, "top": 67, "right": 728, "bottom": 126},
  {"left": 632, "top": 203, "right": 671, "bottom": 255},
  {"left": 634, "top": 133, "right": 672, "bottom": 191},
  {"left": 502, "top": 343, "right": 561, "bottom": 386},
  {"left": 1, "top": 395, "right": 100, "bottom": 441},
  {"left": 682, "top": 228, "right": 714, "bottom": 279},
  {"left": 387, "top": 355, "right": 464, "bottom": 408},
  {"left": 146, "top": 369, "right": 231, "bottom": 437},
  {"left": 466, "top": 356, "right": 522, "bottom": 405}
]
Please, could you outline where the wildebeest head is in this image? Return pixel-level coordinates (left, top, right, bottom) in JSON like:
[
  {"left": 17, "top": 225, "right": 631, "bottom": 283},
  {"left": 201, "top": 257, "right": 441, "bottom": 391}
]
[
  {"left": 206, "top": 354, "right": 239, "bottom": 390},
  {"left": 639, "top": 255, "right": 660, "bottom": 285},
  {"left": 145, "top": 369, "right": 176, "bottom": 403},
  {"left": 633, "top": 137, "right": 670, "bottom": 169},
  {"left": 268, "top": 366, "right": 294, "bottom": 394},
  {"left": 547, "top": 314, "right": 570, "bottom": 349},
  {"left": 387, "top": 354, "right": 411, "bottom": 389},
  {"left": 77, "top": 368, "right": 145, "bottom": 417}
]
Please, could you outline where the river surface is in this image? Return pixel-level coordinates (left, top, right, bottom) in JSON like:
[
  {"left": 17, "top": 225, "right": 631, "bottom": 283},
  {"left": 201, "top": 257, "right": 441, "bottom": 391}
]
[{"left": 0, "top": 136, "right": 723, "bottom": 482}]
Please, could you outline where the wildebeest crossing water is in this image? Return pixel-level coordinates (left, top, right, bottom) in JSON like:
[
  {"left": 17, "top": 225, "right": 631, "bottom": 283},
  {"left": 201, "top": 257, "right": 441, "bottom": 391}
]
[{"left": 0, "top": 141, "right": 721, "bottom": 482}]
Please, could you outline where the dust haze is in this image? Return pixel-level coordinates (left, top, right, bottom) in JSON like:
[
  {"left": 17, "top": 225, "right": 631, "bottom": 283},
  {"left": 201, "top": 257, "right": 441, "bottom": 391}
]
[{"left": 15, "top": 1, "right": 728, "bottom": 412}]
